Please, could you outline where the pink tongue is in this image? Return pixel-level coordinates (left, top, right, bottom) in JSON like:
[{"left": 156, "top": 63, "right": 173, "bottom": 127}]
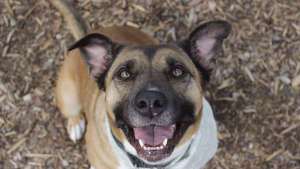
[{"left": 133, "top": 125, "right": 173, "bottom": 146}]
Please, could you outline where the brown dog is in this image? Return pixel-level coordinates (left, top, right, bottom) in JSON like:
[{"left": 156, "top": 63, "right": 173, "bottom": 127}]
[{"left": 52, "top": 0, "right": 231, "bottom": 168}]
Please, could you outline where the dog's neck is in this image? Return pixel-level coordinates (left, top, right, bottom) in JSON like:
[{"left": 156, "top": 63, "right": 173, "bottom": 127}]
[{"left": 105, "top": 97, "right": 218, "bottom": 169}]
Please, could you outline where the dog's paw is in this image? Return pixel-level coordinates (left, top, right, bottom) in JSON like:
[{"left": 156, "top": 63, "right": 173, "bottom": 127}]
[
  {"left": 67, "top": 113, "right": 86, "bottom": 143},
  {"left": 90, "top": 166, "right": 95, "bottom": 169}
]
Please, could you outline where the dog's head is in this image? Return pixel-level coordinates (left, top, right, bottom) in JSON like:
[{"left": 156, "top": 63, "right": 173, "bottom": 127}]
[{"left": 69, "top": 20, "right": 231, "bottom": 165}]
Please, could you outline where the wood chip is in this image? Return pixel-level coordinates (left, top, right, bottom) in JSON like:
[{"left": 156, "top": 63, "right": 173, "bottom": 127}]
[
  {"left": 257, "top": 78, "right": 270, "bottom": 88},
  {"left": 79, "top": 0, "right": 91, "bottom": 7},
  {"left": 0, "top": 95, "right": 7, "bottom": 103},
  {"left": 82, "top": 11, "right": 91, "bottom": 19},
  {"left": 6, "top": 29, "right": 15, "bottom": 43},
  {"left": 280, "top": 123, "right": 300, "bottom": 135},
  {"left": 5, "top": 131, "right": 17, "bottom": 136},
  {"left": 243, "top": 108, "right": 257, "bottom": 113},
  {"left": 166, "top": 0, "right": 175, "bottom": 11},
  {"left": 9, "top": 160, "right": 18, "bottom": 168},
  {"left": 217, "top": 78, "right": 236, "bottom": 90},
  {"left": 217, "top": 97, "right": 237, "bottom": 101},
  {"left": 57, "top": 152, "right": 69, "bottom": 166},
  {"left": 126, "top": 21, "right": 139, "bottom": 28},
  {"left": 18, "top": 1, "right": 41, "bottom": 20},
  {"left": 0, "top": 117, "right": 5, "bottom": 124},
  {"left": 243, "top": 67, "right": 255, "bottom": 83},
  {"left": 24, "top": 153, "right": 58, "bottom": 158},
  {"left": 36, "top": 17, "right": 43, "bottom": 26},
  {"left": 7, "top": 138, "right": 27, "bottom": 155},
  {"left": 166, "top": 27, "right": 176, "bottom": 41},
  {"left": 279, "top": 76, "right": 291, "bottom": 84},
  {"left": 217, "top": 131, "right": 224, "bottom": 140},
  {"left": 27, "top": 162, "right": 42, "bottom": 166},
  {"left": 2, "top": 46, "right": 9, "bottom": 57},
  {"left": 153, "top": 22, "right": 165, "bottom": 32},
  {"left": 266, "top": 149, "right": 284, "bottom": 161},
  {"left": 4, "top": 0, "right": 14, "bottom": 16},
  {"left": 214, "top": 155, "right": 229, "bottom": 169},
  {"left": 41, "top": 38, "right": 54, "bottom": 50},
  {"left": 274, "top": 78, "right": 279, "bottom": 95},
  {"left": 0, "top": 83, "right": 8, "bottom": 93},
  {"left": 54, "top": 18, "right": 62, "bottom": 32},
  {"left": 6, "top": 53, "right": 21, "bottom": 57},
  {"left": 291, "top": 22, "right": 299, "bottom": 31},
  {"left": 23, "top": 94, "right": 32, "bottom": 102},
  {"left": 284, "top": 154, "right": 300, "bottom": 161},
  {"left": 132, "top": 4, "right": 147, "bottom": 12},
  {"left": 291, "top": 75, "right": 300, "bottom": 88}
]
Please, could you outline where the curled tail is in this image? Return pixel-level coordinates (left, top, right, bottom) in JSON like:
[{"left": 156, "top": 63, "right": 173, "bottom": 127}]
[{"left": 48, "top": 0, "right": 91, "bottom": 40}]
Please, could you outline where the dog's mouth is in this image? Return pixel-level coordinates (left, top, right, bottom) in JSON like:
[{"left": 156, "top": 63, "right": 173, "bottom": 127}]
[{"left": 121, "top": 122, "right": 189, "bottom": 162}]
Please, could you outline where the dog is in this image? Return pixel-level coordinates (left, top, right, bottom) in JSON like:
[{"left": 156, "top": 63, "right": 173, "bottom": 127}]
[{"left": 52, "top": 0, "right": 231, "bottom": 168}]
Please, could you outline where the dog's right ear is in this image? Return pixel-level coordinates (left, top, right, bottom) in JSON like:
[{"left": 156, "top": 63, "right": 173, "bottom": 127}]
[
  {"left": 68, "top": 33, "right": 120, "bottom": 89},
  {"left": 177, "top": 20, "right": 232, "bottom": 85}
]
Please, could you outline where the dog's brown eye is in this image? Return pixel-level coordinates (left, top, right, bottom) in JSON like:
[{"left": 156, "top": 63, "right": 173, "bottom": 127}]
[
  {"left": 120, "top": 70, "right": 130, "bottom": 78},
  {"left": 173, "top": 67, "right": 183, "bottom": 77}
]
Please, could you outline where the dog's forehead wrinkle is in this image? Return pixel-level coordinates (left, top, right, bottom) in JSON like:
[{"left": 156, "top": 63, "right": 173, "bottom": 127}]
[
  {"left": 126, "top": 44, "right": 182, "bottom": 59},
  {"left": 115, "top": 59, "right": 137, "bottom": 71}
]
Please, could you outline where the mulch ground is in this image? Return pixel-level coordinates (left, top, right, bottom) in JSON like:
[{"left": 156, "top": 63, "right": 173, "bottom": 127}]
[{"left": 1, "top": 0, "right": 300, "bottom": 168}]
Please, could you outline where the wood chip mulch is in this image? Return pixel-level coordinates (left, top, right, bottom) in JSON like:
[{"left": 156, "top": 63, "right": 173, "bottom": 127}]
[{"left": 0, "top": 0, "right": 300, "bottom": 168}]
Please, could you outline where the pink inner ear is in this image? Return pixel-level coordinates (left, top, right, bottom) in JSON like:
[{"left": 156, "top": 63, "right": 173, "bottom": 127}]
[
  {"left": 86, "top": 45, "right": 111, "bottom": 79},
  {"left": 195, "top": 38, "right": 216, "bottom": 70}
]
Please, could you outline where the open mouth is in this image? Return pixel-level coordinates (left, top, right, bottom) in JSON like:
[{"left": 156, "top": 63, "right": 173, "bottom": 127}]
[{"left": 121, "top": 122, "right": 190, "bottom": 162}]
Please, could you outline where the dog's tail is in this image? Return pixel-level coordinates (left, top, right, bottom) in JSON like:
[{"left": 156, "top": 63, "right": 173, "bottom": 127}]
[{"left": 48, "top": 0, "right": 91, "bottom": 40}]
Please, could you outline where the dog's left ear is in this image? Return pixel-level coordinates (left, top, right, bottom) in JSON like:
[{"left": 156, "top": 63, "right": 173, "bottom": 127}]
[
  {"left": 68, "top": 33, "right": 121, "bottom": 89},
  {"left": 177, "top": 20, "right": 231, "bottom": 83}
]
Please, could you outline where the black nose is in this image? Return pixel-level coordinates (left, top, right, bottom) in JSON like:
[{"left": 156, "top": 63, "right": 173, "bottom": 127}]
[{"left": 134, "top": 91, "right": 167, "bottom": 118}]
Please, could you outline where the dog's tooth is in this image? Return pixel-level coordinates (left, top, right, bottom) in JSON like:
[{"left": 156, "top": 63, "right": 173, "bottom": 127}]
[
  {"left": 143, "top": 146, "right": 147, "bottom": 150},
  {"left": 160, "top": 146, "right": 163, "bottom": 150},
  {"left": 139, "top": 139, "right": 144, "bottom": 147},
  {"left": 147, "top": 147, "right": 151, "bottom": 151},
  {"left": 171, "top": 124, "right": 176, "bottom": 132},
  {"left": 162, "top": 139, "right": 168, "bottom": 146}
]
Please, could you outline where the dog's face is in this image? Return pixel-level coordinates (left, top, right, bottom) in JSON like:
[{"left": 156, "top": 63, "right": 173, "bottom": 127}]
[{"left": 69, "top": 20, "right": 231, "bottom": 164}]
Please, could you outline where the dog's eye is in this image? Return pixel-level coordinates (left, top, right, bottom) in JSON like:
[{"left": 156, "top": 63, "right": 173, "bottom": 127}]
[
  {"left": 172, "top": 67, "right": 184, "bottom": 77},
  {"left": 119, "top": 70, "right": 131, "bottom": 79}
]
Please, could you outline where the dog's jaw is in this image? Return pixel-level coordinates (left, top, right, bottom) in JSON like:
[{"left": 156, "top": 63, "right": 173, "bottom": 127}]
[{"left": 118, "top": 119, "right": 193, "bottom": 163}]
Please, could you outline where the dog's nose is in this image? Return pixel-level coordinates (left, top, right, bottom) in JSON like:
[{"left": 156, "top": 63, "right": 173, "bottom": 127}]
[{"left": 134, "top": 91, "right": 167, "bottom": 118}]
